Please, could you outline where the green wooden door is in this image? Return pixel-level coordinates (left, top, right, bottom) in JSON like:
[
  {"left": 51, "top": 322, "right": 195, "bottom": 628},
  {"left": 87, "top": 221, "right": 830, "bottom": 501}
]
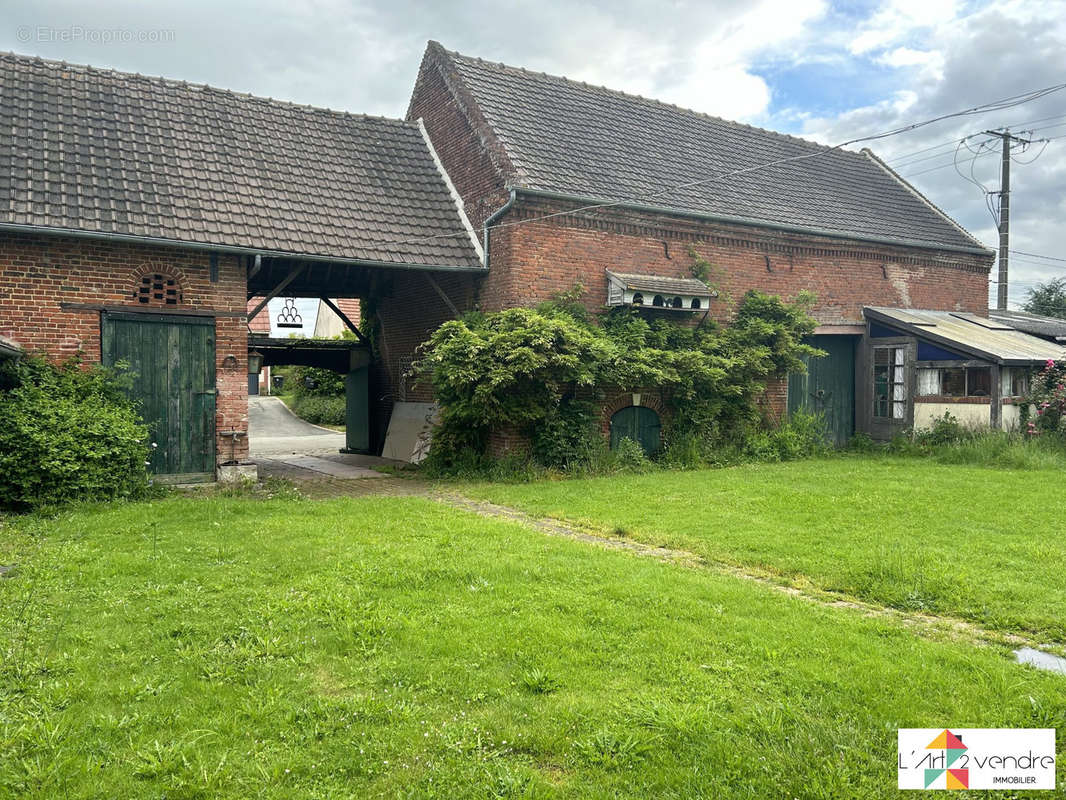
[
  {"left": 787, "top": 335, "right": 856, "bottom": 447},
  {"left": 102, "top": 312, "right": 216, "bottom": 479},
  {"left": 610, "top": 406, "right": 661, "bottom": 455}
]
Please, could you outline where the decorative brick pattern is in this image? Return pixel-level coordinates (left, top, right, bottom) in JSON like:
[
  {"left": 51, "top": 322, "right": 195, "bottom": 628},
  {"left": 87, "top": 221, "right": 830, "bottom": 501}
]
[
  {"left": 601, "top": 389, "right": 667, "bottom": 436},
  {"left": 0, "top": 231, "right": 250, "bottom": 465}
]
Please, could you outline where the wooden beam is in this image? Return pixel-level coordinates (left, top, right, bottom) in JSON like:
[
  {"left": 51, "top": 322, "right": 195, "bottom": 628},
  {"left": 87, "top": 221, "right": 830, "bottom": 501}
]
[
  {"left": 319, "top": 297, "right": 369, "bottom": 345},
  {"left": 60, "top": 302, "right": 246, "bottom": 318},
  {"left": 424, "top": 273, "right": 460, "bottom": 318},
  {"left": 248, "top": 263, "right": 305, "bottom": 320}
]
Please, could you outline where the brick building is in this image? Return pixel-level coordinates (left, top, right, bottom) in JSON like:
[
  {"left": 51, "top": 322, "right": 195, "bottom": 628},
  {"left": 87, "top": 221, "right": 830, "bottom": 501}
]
[
  {"left": 2, "top": 45, "right": 1060, "bottom": 478},
  {"left": 0, "top": 52, "right": 480, "bottom": 479},
  {"left": 403, "top": 42, "right": 1026, "bottom": 445}
]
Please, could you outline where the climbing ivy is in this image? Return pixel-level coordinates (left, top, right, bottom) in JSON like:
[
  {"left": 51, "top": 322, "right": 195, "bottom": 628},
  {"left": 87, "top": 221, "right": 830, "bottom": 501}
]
[{"left": 414, "top": 288, "right": 822, "bottom": 470}]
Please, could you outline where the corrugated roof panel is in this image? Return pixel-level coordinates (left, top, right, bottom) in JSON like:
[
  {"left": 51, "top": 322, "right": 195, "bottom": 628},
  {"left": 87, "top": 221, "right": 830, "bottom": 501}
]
[{"left": 865, "top": 307, "right": 1066, "bottom": 364}]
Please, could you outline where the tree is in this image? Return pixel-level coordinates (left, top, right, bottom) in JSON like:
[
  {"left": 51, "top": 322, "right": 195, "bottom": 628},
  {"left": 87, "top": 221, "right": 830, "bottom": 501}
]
[{"left": 1023, "top": 278, "right": 1066, "bottom": 319}]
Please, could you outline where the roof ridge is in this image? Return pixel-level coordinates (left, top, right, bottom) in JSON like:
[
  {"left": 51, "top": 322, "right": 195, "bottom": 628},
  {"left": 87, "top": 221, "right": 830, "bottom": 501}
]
[
  {"left": 0, "top": 50, "right": 413, "bottom": 127},
  {"left": 438, "top": 44, "right": 833, "bottom": 154}
]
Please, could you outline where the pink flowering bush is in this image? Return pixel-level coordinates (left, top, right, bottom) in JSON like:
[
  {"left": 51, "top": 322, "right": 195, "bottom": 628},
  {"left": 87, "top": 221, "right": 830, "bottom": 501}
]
[{"left": 1024, "top": 359, "right": 1066, "bottom": 438}]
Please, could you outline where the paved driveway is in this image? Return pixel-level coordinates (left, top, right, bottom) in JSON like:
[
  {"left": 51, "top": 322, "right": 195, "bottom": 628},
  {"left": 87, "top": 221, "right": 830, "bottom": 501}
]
[
  {"left": 248, "top": 395, "right": 346, "bottom": 456},
  {"left": 249, "top": 395, "right": 395, "bottom": 481}
]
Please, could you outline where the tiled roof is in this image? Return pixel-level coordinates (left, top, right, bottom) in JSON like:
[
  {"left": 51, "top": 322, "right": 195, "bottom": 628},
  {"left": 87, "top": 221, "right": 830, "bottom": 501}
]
[
  {"left": 607, "top": 271, "right": 714, "bottom": 297},
  {"left": 430, "top": 43, "right": 988, "bottom": 255},
  {"left": 0, "top": 52, "right": 481, "bottom": 268},
  {"left": 246, "top": 299, "right": 271, "bottom": 333},
  {"left": 865, "top": 307, "right": 1066, "bottom": 365}
]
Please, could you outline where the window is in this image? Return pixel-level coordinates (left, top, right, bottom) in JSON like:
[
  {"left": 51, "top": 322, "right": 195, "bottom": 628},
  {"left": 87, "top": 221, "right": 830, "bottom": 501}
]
[
  {"left": 966, "top": 367, "right": 991, "bottom": 397},
  {"left": 671, "top": 296, "right": 683, "bottom": 308},
  {"left": 690, "top": 298, "right": 701, "bottom": 309},
  {"left": 631, "top": 293, "right": 644, "bottom": 306},
  {"left": 916, "top": 365, "right": 995, "bottom": 398},
  {"left": 873, "top": 346, "right": 906, "bottom": 419},
  {"left": 652, "top": 295, "right": 665, "bottom": 307},
  {"left": 942, "top": 368, "right": 966, "bottom": 396},
  {"left": 1002, "top": 367, "right": 1030, "bottom": 397}
]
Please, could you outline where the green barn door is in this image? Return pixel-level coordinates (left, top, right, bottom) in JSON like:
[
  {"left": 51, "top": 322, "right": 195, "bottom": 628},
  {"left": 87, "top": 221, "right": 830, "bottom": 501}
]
[
  {"left": 102, "top": 312, "right": 216, "bottom": 481},
  {"left": 610, "top": 406, "right": 662, "bottom": 455},
  {"left": 787, "top": 335, "right": 856, "bottom": 447}
]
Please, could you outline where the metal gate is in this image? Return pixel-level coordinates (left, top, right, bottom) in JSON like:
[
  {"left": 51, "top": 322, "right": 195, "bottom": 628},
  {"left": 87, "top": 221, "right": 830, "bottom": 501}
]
[{"left": 101, "top": 312, "right": 216, "bottom": 480}]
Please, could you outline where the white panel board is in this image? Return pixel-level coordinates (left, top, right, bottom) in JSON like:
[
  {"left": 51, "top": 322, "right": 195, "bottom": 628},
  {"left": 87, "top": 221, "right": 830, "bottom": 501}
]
[{"left": 382, "top": 402, "right": 439, "bottom": 463}]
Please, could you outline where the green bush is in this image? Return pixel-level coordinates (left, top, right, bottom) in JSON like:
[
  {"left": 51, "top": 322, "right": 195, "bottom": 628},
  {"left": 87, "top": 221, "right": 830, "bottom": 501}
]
[
  {"left": 529, "top": 398, "right": 602, "bottom": 470},
  {"left": 0, "top": 356, "right": 151, "bottom": 511},
  {"left": 288, "top": 366, "right": 345, "bottom": 399},
  {"left": 414, "top": 286, "right": 821, "bottom": 476},
  {"left": 763, "top": 411, "right": 831, "bottom": 461},
  {"left": 290, "top": 395, "right": 346, "bottom": 426},
  {"left": 913, "top": 412, "right": 974, "bottom": 446},
  {"left": 612, "top": 436, "right": 655, "bottom": 473}
]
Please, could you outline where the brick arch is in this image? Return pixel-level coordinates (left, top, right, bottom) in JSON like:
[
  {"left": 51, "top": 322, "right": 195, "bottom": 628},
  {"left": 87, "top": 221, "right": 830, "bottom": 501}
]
[
  {"left": 129, "top": 263, "right": 187, "bottom": 307},
  {"left": 601, "top": 388, "right": 667, "bottom": 436}
]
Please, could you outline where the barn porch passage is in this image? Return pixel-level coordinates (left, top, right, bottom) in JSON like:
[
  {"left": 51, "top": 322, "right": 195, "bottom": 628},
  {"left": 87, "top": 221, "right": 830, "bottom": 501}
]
[
  {"left": 249, "top": 334, "right": 372, "bottom": 454},
  {"left": 247, "top": 253, "right": 484, "bottom": 455}
]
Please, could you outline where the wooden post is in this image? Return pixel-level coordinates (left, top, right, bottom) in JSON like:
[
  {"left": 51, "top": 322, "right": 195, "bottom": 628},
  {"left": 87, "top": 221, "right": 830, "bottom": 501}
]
[{"left": 990, "top": 364, "right": 1002, "bottom": 430}]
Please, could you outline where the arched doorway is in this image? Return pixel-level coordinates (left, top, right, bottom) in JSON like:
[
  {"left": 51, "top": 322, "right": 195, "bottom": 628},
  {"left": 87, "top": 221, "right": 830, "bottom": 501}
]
[{"left": 609, "top": 406, "right": 661, "bottom": 455}]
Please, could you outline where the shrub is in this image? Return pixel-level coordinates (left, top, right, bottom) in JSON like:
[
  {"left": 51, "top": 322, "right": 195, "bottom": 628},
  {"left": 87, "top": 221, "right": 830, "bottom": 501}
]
[
  {"left": 913, "top": 412, "right": 974, "bottom": 447},
  {"left": 612, "top": 436, "right": 656, "bottom": 473},
  {"left": 290, "top": 395, "right": 346, "bottom": 426},
  {"left": 766, "top": 410, "right": 831, "bottom": 460},
  {"left": 413, "top": 287, "right": 821, "bottom": 475},
  {"left": 529, "top": 397, "right": 601, "bottom": 470},
  {"left": 847, "top": 432, "right": 877, "bottom": 452},
  {"left": 1025, "top": 359, "right": 1066, "bottom": 438},
  {"left": 0, "top": 356, "right": 151, "bottom": 511}
]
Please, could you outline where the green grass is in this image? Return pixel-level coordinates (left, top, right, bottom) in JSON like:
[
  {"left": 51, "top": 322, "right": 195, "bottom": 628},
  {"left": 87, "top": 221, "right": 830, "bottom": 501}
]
[
  {"left": 2, "top": 492, "right": 1065, "bottom": 798},
  {"left": 464, "top": 456, "right": 1066, "bottom": 642}
]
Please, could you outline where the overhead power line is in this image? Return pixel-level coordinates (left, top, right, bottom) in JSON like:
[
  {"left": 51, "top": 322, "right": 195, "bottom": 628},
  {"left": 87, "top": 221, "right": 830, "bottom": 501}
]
[{"left": 1012, "top": 250, "right": 1066, "bottom": 263}]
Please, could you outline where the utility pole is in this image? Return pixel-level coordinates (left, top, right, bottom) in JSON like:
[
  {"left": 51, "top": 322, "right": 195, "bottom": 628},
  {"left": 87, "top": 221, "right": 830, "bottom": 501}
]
[{"left": 984, "top": 129, "right": 1031, "bottom": 310}]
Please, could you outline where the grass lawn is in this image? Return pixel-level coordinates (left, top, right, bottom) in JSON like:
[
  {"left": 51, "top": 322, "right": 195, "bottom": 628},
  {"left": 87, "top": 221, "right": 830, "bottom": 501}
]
[
  {"left": 2, "top": 490, "right": 1065, "bottom": 798},
  {"left": 463, "top": 456, "right": 1066, "bottom": 643}
]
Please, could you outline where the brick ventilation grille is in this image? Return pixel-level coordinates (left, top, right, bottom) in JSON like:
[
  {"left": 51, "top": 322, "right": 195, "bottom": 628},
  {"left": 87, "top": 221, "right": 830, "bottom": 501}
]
[{"left": 134, "top": 273, "right": 182, "bottom": 305}]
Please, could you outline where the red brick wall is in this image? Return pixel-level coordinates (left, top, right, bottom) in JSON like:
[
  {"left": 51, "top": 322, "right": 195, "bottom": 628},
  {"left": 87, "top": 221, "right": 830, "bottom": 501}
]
[
  {"left": 407, "top": 44, "right": 512, "bottom": 235},
  {"left": 478, "top": 197, "right": 990, "bottom": 420},
  {"left": 0, "top": 231, "right": 250, "bottom": 466},
  {"left": 483, "top": 196, "right": 991, "bottom": 320}
]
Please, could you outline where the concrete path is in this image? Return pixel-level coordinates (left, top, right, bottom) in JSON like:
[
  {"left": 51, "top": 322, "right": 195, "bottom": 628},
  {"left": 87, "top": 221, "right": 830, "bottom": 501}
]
[
  {"left": 248, "top": 395, "right": 347, "bottom": 456},
  {"left": 249, "top": 395, "right": 400, "bottom": 480}
]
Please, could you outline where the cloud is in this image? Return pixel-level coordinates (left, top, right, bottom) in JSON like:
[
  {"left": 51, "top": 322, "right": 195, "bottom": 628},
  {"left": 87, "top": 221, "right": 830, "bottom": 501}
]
[{"left": 799, "top": 2, "right": 1066, "bottom": 307}]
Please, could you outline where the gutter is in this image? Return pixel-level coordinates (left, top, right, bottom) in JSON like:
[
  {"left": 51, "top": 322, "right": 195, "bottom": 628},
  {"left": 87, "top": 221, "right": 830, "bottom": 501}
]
[
  {"left": 481, "top": 189, "right": 517, "bottom": 270},
  {"left": 509, "top": 186, "right": 996, "bottom": 259},
  {"left": 0, "top": 222, "right": 487, "bottom": 274}
]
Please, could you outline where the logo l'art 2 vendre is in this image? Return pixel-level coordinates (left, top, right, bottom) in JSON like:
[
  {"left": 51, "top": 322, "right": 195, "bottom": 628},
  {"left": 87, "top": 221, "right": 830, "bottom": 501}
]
[{"left": 898, "top": 729, "right": 1056, "bottom": 790}]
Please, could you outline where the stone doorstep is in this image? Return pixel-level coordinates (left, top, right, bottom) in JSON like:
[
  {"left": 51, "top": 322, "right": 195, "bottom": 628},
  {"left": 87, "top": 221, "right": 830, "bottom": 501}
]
[{"left": 217, "top": 463, "right": 259, "bottom": 483}]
